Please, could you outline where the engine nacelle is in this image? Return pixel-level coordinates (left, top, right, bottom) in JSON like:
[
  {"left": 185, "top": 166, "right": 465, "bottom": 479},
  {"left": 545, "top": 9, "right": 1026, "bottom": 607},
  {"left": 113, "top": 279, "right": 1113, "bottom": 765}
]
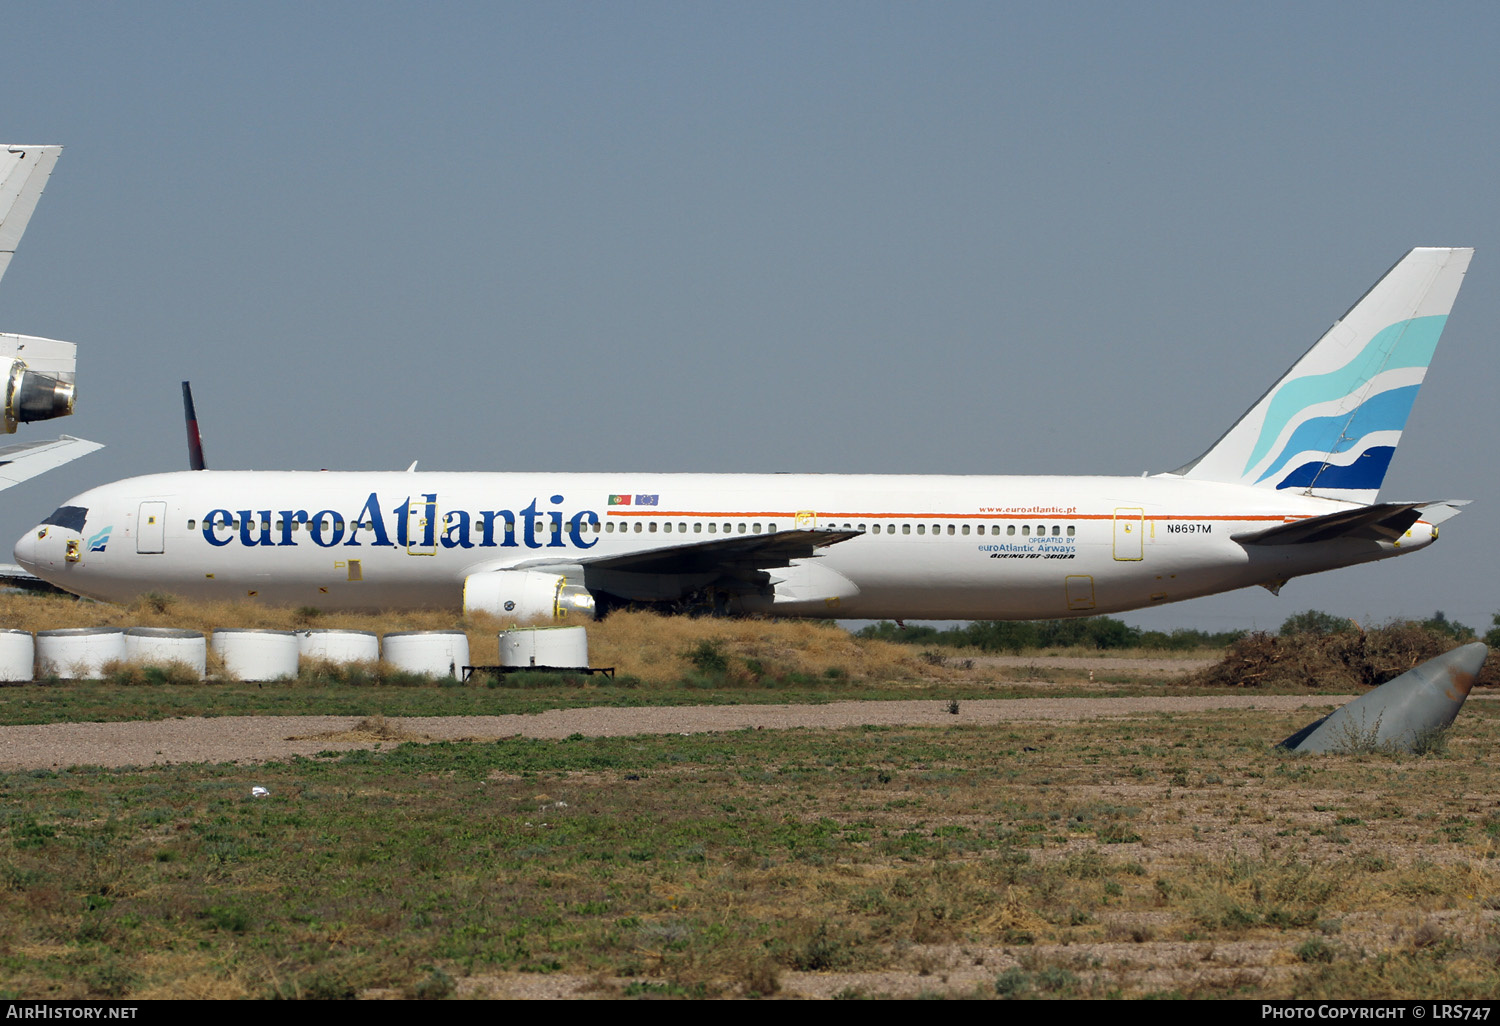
[
  {"left": 463, "top": 570, "right": 597, "bottom": 621},
  {"left": 4, "top": 361, "right": 73, "bottom": 431},
  {"left": 0, "top": 335, "right": 78, "bottom": 433}
]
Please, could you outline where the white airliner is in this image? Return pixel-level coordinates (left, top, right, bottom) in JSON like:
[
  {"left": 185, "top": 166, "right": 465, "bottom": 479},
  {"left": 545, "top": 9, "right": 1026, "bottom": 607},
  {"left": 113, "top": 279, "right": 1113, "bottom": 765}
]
[
  {"left": 14, "top": 248, "right": 1472, "bottom": 621},
  {"left": 0, "top": 145, "right": 97, "bottom": 493}
]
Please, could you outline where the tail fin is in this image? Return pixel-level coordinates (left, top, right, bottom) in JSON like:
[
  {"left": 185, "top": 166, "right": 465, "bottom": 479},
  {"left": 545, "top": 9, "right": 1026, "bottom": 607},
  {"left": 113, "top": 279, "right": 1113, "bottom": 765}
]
[
  {"left": 182, "top": 381, "right": 207, "bottom": 470},
  {"left": 1171, "top": 247, "right": 1473, "bottom": 504},
  {"left": 0, "top": 145, "right": 63, "bottom": 288}
]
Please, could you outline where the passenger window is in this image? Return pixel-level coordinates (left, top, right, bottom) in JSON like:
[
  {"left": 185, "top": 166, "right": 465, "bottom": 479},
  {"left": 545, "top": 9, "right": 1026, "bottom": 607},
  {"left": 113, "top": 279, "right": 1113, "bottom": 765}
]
[
  {"left": 947, "top": 524, "right": 955, "bottom": 535},
  {"left": 1067, "top": 526, "right": 1075, "bottom": 537},
  {"left": 902, "top": 524, "right": 911, "bottom": 535},
  {"left": 976, "top": 525, "right": 984, "bottom": 536},
  {"left": 708, "top": 523, "right": 717, "bottom": 534},
  {"left": 1022, "top": 526, "right": 1030, "bottom": 536},
  {"left": 694, "top": 523, "right": 702, "bottom": 533},
  {"left": 1007, "top": 525, "right": 1015, "bottom": 536},
  {"left": 679, "top": 522, "right": 686, "bottom": 532},
  {"left": 737, "top": 523, "right": 746, "bottom": 534},
  {"left": 753, "top": 523, "right": 761, "bottom": 533},
  {"left": 664, "top": 522, "right": 672, "bottom": 533},
  {"left": 917, "top": 524, "right": 926, "bottom": 535},
  {"left": 649, "top": 522, "right": 657, "bottom": 533},
  {"left": 961, "top": 524, "right": 970, "bottom": 535},
  {"left": 634, "top": 522, "right": 643, "bottom": 533},
  {"left": 1052, "top": 526, "right": 1060, "bottom": 536},
  {"left": 768, "top": 523, "right": 777, "bottom": 533}
]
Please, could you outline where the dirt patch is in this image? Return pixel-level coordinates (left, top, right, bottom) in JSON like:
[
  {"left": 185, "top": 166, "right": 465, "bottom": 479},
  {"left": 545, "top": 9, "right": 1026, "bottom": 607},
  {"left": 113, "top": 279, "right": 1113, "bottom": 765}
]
[{"left": 0, "top": 695, "right": 1379, "bottom": 770}]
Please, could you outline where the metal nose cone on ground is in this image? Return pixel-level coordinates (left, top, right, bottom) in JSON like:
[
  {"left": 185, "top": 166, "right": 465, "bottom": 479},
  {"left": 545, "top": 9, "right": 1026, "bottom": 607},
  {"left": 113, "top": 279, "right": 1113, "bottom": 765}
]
[{"left": 1280, "top": 642, "right": 1487, "bottom": 754}]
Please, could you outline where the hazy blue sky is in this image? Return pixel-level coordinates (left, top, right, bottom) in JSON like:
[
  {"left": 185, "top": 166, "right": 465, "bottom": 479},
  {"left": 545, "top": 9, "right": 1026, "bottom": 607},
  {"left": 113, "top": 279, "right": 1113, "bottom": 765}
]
[{"left": 1, "top": 2, "right": 1496, "bottom": 632}]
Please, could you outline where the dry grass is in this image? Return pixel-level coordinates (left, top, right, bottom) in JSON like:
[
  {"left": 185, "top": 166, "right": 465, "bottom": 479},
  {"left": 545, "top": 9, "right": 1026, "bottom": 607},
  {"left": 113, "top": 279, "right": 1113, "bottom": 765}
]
[
  {"left": 5, "top": 706, "right": 1500, "bottom": 999},
  {"left": 0, "top": 594, "right": 946, "bottom": 685},
  {"left": 0, "top": 591, "right": 467, "bottom": 635},
  {"left": 582, "top": 610, "right": 936, "bottom": 683}
]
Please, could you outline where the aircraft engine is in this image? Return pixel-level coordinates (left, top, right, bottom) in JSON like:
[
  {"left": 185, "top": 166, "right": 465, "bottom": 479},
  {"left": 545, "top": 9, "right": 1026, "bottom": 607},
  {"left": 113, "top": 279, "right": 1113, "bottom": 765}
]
[
  {"left": 4, "top": 360, "right": 74, "bottom": 431},
  {"left": 0, "top": 335, "right": 79, "bottom": 434},
  {"left": 463, "top": 569, "right": 596, "bottom": 622}
]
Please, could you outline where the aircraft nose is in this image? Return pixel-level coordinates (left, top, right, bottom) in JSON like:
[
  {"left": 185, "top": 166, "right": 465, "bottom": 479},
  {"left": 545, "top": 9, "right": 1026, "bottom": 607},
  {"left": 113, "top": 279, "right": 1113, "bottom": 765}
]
[{"left": 13, "top": 528, "right": 40, "bottom": 571}]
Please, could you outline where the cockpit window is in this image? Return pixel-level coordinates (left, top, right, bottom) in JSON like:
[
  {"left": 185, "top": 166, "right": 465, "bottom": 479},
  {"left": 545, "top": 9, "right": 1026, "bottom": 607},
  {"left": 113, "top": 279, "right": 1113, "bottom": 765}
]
[{"left": 41, "top": 505, "right": 88, "bottom": 532}]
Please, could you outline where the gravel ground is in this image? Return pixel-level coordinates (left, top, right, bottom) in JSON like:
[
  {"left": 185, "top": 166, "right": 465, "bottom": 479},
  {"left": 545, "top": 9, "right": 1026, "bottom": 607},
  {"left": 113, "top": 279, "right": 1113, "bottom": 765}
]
[{"left": 0, "top": 694, "right": 1359, "bottom": 770}]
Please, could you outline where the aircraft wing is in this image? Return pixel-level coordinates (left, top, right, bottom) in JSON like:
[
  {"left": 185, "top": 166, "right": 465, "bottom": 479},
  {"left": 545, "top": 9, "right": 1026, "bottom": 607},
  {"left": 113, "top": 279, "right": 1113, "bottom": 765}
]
[
  {"left": 1232, "top": 501, "right": 1463, "bottom": 546},
  {"left": 511, "top": 527, "right": 863, "bottom": 575},
  {"left": 0, "top": 435, "right": 102, "bottom": 491},
  {"left": 0, "top": 145, "right": 63, "bottom": 287}
]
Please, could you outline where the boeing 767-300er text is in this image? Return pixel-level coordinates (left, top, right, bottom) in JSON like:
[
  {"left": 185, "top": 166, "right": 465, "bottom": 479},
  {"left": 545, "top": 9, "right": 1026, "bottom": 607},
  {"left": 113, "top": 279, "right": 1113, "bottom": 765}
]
[{"left": 14, "top": 248, "right": 1473, "bottom": 621}]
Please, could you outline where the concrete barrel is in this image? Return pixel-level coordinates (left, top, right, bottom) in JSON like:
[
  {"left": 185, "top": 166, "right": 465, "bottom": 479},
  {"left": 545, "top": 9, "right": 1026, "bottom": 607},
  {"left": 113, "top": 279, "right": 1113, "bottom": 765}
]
[
  {"left": 498, "top": 626, "right": 588, "bottom": 669},
  {"left": 211, "top": 629, "right": 299, "bottom": 682},
  {"left": 382, "top": 630, "right": 470, "bottom": 679},
  {"left": 297, "top": 629, "right": 379, "bottom": 664},
  {"left": 124, "top": 627, "right": 207, "bottom": 680},
  {"left": 0, "top": 630, "right": 33, "bottom": 682},
  {"left": 36, "top": 628, "right": 127, "bottom": 679}
]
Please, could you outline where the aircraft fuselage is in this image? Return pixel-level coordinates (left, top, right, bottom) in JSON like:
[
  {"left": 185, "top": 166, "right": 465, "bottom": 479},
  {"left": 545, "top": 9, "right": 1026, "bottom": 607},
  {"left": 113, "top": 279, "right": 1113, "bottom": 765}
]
[{"left": 13, "top": 470, "right": 1436, "bottom": 619}]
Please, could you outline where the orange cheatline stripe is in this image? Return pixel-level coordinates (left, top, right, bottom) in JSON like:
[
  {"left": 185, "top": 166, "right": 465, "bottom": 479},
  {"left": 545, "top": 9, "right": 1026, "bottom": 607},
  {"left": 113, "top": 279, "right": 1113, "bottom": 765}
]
[{"left": 606, "top": 509, "right": 1306, "bottom": 523}]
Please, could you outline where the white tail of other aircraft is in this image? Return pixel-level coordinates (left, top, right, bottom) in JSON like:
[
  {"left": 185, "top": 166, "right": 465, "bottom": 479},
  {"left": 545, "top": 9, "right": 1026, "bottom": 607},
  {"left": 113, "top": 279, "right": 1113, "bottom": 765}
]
[
  {"left": 1170, "top": 247, "right": 1473, "bottom": 505},
  {"left": 0, "top": 145, "right": 63, "bottom": 288}
]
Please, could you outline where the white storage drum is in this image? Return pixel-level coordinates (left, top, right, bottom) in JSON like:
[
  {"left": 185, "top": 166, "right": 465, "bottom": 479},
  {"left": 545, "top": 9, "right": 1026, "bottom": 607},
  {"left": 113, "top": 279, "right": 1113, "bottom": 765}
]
[
  {"left": 124, "top": 627, "right": 207, "bottom": 679},
  {"left": 498, "top": 626, "right": 588, "bottom": 669},
  {"left": 297, "top": 629, "right": 379, "bottom": 664},
  {"left": 211, "top": 629, "right": 300, "bottom": 682},
  {"left": 0, "top": 630, "right": 33, "bottom": 682},
  {"left": 36, "top": 627, "right": 127, "bottom": 679},
  {"left": 382, "top": 630, "right": 470, "bottom": 679}
]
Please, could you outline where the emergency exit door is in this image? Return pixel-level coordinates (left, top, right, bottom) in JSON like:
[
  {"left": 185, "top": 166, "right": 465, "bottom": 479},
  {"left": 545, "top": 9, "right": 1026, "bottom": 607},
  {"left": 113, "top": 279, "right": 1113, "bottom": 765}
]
[
  {"left": 1112, "top": 507, "right": 1144, "bottom": 561},
  {"left": 137, "top": 502, "right": 166, "bottom": 554}
]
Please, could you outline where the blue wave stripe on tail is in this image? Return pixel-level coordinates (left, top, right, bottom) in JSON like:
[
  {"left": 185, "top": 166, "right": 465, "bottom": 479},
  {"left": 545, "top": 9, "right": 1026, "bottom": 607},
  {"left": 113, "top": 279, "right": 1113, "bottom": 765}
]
[
  {"left": 1254, "top": 384, "right": 1419, "bottom": 484},
  {"left": 1275, "top": 446, "right": 1396, "bottom": 492},
  {"left": 1244, "top": 315, "right": 1446, "bottom": 473}
]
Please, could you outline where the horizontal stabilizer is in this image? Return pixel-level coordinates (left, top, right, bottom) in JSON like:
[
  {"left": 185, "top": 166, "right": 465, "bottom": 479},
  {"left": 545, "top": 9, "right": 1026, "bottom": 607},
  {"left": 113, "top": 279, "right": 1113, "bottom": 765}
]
[
  {"left": 1409, "top": 499, "right": 1469, "bottom": 525},
  {"left": 1233, "top": 500, "right": 1458, "bottom": 546}
]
